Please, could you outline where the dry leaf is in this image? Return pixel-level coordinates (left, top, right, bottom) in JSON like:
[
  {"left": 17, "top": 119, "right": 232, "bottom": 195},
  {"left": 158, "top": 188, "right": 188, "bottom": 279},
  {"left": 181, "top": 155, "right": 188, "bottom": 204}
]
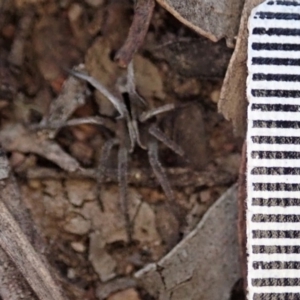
[
  {"left": 156, "top": 0, "right": 245, "bottom": 47},
  {"left": 218, "top": 0, "right": 265, "bottom": 137},
  {"left": 135, "top": 185, "right": 240, "bottom": 300}
]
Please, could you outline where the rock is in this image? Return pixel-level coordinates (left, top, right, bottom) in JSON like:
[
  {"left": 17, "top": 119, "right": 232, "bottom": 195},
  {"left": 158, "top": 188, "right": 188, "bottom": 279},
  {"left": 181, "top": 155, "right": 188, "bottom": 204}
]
[
  {"left": 63, "top": 214, "right": 91, "bottom": 235},
  {"left": 65, "top": 179, "right": 95, "bottom": 206},
  {"left": 154, "top": 205, "right": 180, "bottom": 250},
  {"left": 33, "top": 15, "right": 81, "bottom": 81},
  {"left": 133, "top": 202, "right": 161, "bottom": 244},
  {"left": 89, "top": 231, "right": 117, "bottom": 282},
  {"left": 134, "top": 55, "right": 165, "bottom": 101},
  {"left": 81, "top": 187, "right": 142, "bottom": 244}
]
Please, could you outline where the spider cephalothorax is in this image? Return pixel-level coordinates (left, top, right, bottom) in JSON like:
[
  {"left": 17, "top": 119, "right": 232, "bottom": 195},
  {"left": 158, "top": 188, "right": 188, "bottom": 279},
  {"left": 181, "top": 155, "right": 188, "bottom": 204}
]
[{"left": 70, "top": 62, "right": 184, "bottom": 241}]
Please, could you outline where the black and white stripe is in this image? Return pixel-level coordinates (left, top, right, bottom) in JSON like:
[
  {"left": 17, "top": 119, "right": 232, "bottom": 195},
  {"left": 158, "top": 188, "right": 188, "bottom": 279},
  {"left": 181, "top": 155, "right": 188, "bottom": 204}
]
[{"left": 248, "top": 0, "right": 300, "bottom": 299}]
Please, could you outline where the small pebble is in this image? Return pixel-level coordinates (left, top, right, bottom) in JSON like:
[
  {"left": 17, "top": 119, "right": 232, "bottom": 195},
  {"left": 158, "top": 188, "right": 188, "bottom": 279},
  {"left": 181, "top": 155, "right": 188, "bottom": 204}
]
[
  {"left": 67, "top": 268, "right": 76, "bottom": 279},
  {"left": 85, "top": 0, "right": 104, "bottom": 7},
  {"left": 107, "top": 288, "right": 141, "bottom": 300},
  {"left": 210, "top": 89, "right": 220, "bottom": 103},
  {"left": 28, "top": 179, "right": 42, "bottom": 190},
  {"left": 71, "top": 241, "right": 86, "bottom": 253}
]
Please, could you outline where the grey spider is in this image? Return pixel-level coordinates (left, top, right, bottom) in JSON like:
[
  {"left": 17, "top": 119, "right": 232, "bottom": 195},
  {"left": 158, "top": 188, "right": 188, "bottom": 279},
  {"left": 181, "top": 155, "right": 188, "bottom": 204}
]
[{"left": 70, "top": 62, "right": 184, "bottom": 242}]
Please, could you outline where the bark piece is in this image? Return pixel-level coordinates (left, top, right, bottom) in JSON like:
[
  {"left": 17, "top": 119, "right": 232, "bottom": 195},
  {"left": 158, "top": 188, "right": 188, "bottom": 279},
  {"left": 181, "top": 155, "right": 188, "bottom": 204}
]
[
  {"left": 135, "top": 185, "right": 240, "bottom": 300},
  {"left": 156, "top": 0, "right": 245, "bottom": 47},
  {"left": 218, "top": 0, "right": 265, "bottom": 137}
]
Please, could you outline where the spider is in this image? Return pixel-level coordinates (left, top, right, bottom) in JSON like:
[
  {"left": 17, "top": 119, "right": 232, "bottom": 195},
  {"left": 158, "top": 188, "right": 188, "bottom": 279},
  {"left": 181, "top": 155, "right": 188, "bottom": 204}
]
[{"left": 69, "top": 62, "right": 185, "bottom": 242}]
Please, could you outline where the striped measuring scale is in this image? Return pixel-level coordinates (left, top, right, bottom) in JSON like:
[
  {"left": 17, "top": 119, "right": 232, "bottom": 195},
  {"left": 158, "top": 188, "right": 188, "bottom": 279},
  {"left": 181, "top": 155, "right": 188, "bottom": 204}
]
[{"left": 247, "top": 1, "right": 300, "bottom": 299}]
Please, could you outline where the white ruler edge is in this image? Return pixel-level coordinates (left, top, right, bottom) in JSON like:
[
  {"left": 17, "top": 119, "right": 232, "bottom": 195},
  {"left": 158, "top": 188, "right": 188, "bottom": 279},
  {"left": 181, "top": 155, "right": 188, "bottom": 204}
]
[{"left": 247, "top": 1, "right": 300, "bottom": 300}]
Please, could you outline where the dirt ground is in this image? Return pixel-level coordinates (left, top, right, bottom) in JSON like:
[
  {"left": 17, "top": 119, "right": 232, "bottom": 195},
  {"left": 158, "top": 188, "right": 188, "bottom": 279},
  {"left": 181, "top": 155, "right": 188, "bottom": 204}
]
[{"left": 0, "top": 0, "right": 243, "bottom": 299}]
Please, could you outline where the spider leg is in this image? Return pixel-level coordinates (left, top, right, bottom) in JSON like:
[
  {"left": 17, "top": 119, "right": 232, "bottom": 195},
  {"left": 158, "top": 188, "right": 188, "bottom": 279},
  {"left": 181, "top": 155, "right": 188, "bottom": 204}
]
[
  {"left": 148, "top": 139, "right": 174, "bottom": 202},
  {"left": 118, "top": 146, "right": 132, "bottom": 242},
  {"left": 96, "top": 138, "right": 118, "bottom": 211},
  {"left": 139, "top": 104, "right": 175, "bottom": 123},
  {"left": 68, "top": 68, "right": 128, "bottom": 118},
  {"left": 125, "top": 61, "right": 146, "bottom": 150},
  {"left": 148, "top": 139, "right": 182, "bottom": 222},
  {"left": 127, "top": 61, "right": 146, "bottom": 106},
  {"left": 125, "top": 117, "right": 136, "bottom": 153},
  {"left": 149, "top": 123, "right": 184, "bottom": 157},
  {"left": 130, "top": 104, "right": 146, "bottom": 150}
]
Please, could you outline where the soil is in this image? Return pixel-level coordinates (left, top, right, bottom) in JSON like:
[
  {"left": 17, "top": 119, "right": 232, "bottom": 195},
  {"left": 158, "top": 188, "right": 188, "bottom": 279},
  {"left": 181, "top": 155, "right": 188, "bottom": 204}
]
[{"left": 0, "top": 0, "right": 243, "bottom": 299}]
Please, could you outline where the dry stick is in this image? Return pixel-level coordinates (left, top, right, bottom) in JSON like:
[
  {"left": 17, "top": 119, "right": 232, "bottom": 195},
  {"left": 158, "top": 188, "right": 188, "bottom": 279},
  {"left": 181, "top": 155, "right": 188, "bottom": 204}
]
[
  {"left": 115, "top": 0, "right": 155, "bottom": 68},
  {"left": 0, "top": 162, "right": 65, "bottom": 300},
  {"left": 0, "top": 150, "right": 37, "bottom": 299},
  {"left": 0, "top": 248, "right": 37, "bottom": 300},
  {"left": 0, "top": 200, "right": 65, "bottom": 300},
  {"left": 0, "top": 197, "right": 65, "bottom": 300}
]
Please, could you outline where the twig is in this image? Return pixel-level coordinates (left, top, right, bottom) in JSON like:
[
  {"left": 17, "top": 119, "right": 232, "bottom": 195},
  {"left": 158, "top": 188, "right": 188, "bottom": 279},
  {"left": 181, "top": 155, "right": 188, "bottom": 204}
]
[
  {"left": 0, "top": 124, "right": 80, "bottom": 172},
  {"left": 22, "top": 166, "right": 236, "bottom": 188},
  {"left": 115, "top": 0, "right": 155, "bottom": 67}
]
